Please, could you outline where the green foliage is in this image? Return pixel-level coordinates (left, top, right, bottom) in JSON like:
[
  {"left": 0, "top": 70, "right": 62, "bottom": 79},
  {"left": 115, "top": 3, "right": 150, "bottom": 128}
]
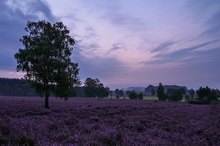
[
  {"left": 151, "top": 88, "right": 156, "bottom": 96},
  {"left": 128, "top": 91, "right": 137, "bottom": 99},
  {"left": 98, "top": 87, "right": 109, "bottom": 98},
  {"left": 188, "top": 86, "right": 219, "bottom": 104},
  {"left": 167, "top": 89, "right": 183, "bottom": 102},
  {"left": 115, "top": 89, "right": 124, "bottom": 98},
  {"left": 137, "top": 93, "right": 144, "bottom": 100},
  {"left": 0, "top": 78, "right": 37, "bottom": 96},
  {"left": 189, "top": 89, "right": 195, "bottom": 98},
  {"left": 14, "top": 20, "right": 79, "bottom": 108},
  {"left": 185, "top": 95, "right": 190, "bottom": 101},
  {"left": 196, "top": 86, "right": 218, "bottom": 104},
  {"left": 157, "top": 82, "right": 166, "bottom": 101},
  {"left": 127, "top": 91, "right": 143, "bottom": 100},
  {"left": 196, "top": 86, "right": 211, "bottom": 99},
  {"left": 188, "top": 99, "right": 204, "bottom": 104},
  {"left": 84, "top": 78, "right": 109, "bottom": 98}
]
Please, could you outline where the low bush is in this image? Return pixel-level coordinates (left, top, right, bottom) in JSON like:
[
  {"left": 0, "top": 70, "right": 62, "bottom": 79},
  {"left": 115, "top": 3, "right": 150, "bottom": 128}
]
[{"left": 188, "top": 99, "right": 204, "bottom": 104}]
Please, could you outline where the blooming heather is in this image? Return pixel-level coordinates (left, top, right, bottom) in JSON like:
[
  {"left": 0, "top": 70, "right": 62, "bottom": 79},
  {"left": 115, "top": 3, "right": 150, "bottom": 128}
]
[{"left": 0, "top": 96, "right": 219, "bottom": 145}]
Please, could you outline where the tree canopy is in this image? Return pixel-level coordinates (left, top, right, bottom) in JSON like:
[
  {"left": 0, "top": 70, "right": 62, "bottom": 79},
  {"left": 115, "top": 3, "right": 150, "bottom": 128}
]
[
  {"left": 15, "top": 20, "right": 80, "bottom": 108},
  {"left": 84, "top": 78, "right": 109, "bottom": 98},
  {"left": 157, "top": 82, "right": 166, "bottom": 101},
  {"left": 196, "top": 86, "right": 219, "bottom": 104}
]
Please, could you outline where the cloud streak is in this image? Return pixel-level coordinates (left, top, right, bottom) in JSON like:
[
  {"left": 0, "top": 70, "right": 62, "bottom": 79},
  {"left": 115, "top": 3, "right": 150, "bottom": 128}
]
[{"left": 143, "top": 39, "right": 220, "bottom": 65}]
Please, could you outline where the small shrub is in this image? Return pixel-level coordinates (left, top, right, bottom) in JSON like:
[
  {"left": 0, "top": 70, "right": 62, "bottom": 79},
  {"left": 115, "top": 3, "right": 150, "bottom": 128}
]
[
  {"left": 128, "top": 91, "right": 137, "bottom": 99},
  {"left": 188, "top": 99, "right": 204, "bottom": 104},
  {"left": 185, "top": 95, "right": 190, "bottom": 101},
  {"left": 138, "top": 93, "right": 144, "bottom": 100}
]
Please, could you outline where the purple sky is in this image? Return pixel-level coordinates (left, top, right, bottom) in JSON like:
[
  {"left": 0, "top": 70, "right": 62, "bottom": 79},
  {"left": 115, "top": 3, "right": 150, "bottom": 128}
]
[{"left": 0, "top": 0, "right": 220, "bottom": 89}]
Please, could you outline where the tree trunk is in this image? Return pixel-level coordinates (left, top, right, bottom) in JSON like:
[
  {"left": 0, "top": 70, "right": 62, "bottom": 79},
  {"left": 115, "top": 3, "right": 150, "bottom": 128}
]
[{"left": 45, "top": 92, "right": 49, "bottom": 108}]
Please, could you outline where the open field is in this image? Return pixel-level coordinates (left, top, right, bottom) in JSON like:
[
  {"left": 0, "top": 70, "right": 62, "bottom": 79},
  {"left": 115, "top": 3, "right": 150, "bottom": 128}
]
[{"left": 0, "top": 96, "right": 220, "bottom": 145}]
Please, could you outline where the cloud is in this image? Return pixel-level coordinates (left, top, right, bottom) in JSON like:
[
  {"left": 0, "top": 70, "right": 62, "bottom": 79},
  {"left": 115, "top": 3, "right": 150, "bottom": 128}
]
[
  {"left": 105, "top": 43, "right": 124, "bottom": 54},
  {"left": 80, "top": 0, "right": 147, "bottom": 33},
  {"left": 185, "top": 0, "right": 220, "bottom": 39},
  {"left": 0, "top": 0, "right": 55, "bottom": 71},
  {"left": 143, "top": 39, "right": 220, "bottom": 65},
  {"left": 150, "top": 41, "right": 175, "bottom": 53},
  {"left": 201, "top": 10, "right": 220, "bottom": 38},
  {"left": 71, "top": 47, "right": 129, "bottom": 82}
]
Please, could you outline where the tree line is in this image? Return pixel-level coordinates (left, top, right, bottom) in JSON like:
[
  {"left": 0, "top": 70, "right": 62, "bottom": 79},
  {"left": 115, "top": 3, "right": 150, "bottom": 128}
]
[{"left": 157, "top": 82, "right": 220, "bottom": 104}]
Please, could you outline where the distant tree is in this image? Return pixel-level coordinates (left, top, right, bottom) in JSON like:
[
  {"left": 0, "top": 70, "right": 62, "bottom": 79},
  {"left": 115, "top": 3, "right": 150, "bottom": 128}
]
[
  {"left": 196, "top": 86, "right": 211, "bottom": 99},
  {"left": 167, "top": 89, "right": 183, "bottom": 102},
  {"left": 181, "top": 88, "right": 186, "bottom": 95},
  {"left": 84, "top": 78, "right": 108, "bottom": 98},
  {"left": 189, "top": 89, "right": 195, "bottom": 98},
  {"left": 109, "top": 90, "right": 113, "bottom": 98},
  {"left": 105, "top": 87, "right": 110, "bottom": 98},
  {"left": 114, "top": 89, "right": 120, "bottom": 98},
  {"left": 98, "top": 87, "right": 109, "bottom": 98},
  {"left": 126, "top": 90, "right": 130, "bottom": 96},
  {"left": 15, "top": 20, "right": 79, "bottom": 108},
  {"left": 119, "top": 90, "right": 124, "bottom": 97},
  {"left": 128, "top": 90, "right": 137, "bottom": 99},
  {"left": 84, "top": 78, "right": 98, "bottom": 97},
  {"left": 185, "top": 95, "right": 190, "bottom": 101},
  {"left": 151, "top": 88, "right": 156, "bottom": 96},
  {"left": 195, "top": 86, "right": 218, "bottom": 104},
  {"left": 207, "top": 89, "right": 218, "bottom": 103},
  {"left": 138, "top": 93, "right": 144, "bottom": 100},
  {"left": 216, "top": 89, "right": 220, "bottom": 97},
  {"left": 157, "top": 82, "right": 166, "bottom": 101},
  {"left": 166, "top": 88, "right": 175, "bottom": 95}
]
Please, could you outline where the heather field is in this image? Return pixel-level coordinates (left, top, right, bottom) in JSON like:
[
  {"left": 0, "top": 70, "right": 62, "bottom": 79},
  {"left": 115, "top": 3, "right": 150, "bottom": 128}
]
[{"left": 0, "top": 97, "right": 219, "bottom": 146}]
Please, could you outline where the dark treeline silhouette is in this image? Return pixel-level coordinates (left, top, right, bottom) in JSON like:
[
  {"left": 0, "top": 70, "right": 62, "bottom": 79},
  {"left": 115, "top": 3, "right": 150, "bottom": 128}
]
[
  {"left": 0, "top": 78, "right": 106, "bottom": 98},
  {"left": 156, "top": 82, "right": 220, "bottom": 104},
  {"left": 0, "top": 78, "right": 37, "bottom": 96}
]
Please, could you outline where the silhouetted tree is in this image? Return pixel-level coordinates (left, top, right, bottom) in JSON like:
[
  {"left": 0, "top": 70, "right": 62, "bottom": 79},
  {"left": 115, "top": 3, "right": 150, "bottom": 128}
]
[
  {"left": 84, "top": 78, "right": 98, "bottom": 97},
  {"left": 189, "top": 89, "right": 195, "bottom": 98},
  {"left": 196, "top": 86, "right": 211, "bottom": 99},
  {"left": 167, "top": 89, "right": 183, "bottom": 102},
  {"left": 151, "top": 88, "right": 156, "bottom": 96},
  {"left": 119, "top": 90, "right": 124, "bottom": 97},
  {"left": 157, "top": 82, "right": 166, "bottom": 101},
  {"left": 128, "top": 90, "right": 137, "bottom": 99},
  {"left": 109, "top": 90, "right": 113, "bottom": 98},
  {"left": 196, "top": 86, "right": 218, "bottom": 104},
  {"left": 84, "top": 78, "right": 108, "bottom": 98},
  {"left": 15, "top": 20, "right": 79, "bottom": 108},
  {"left": 138, "top": 93, "right": 144, "bottom": 100},
  {"left": 98, "top": 87, "right": 109, "bottom": 98},
  {"left": 115, "top": 89, "right": 120, "bottom": 98}
]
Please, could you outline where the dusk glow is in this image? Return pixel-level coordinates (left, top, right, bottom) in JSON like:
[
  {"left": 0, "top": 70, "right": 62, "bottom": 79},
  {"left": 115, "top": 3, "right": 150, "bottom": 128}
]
[{"left": 1, "top": 0, "right": 220, "bottom": 89}]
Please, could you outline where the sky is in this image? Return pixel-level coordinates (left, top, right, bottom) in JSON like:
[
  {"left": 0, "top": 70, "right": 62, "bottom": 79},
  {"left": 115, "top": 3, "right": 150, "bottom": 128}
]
[{"left": 0, "top": 0, "right": 220, "bottom": 89}]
